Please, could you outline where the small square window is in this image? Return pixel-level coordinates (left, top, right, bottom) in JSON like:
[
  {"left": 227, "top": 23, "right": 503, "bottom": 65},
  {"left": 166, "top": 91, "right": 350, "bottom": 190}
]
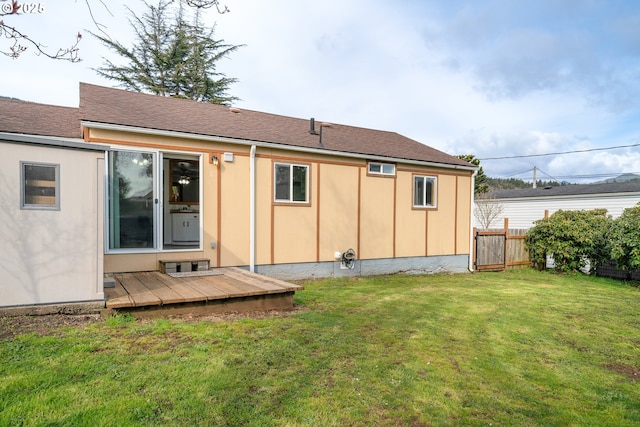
[
  {"left": 368, "top": 162, "right": 395, "bottom": 176},
  {"left": 274, "top": 162, "right": 309, "bottom": 203},
  {"left": 21, "top": 162, "right": 60, "bottom": 210},
  {"left": 413, "top": 175, "right": 436, "bottom": 208}
]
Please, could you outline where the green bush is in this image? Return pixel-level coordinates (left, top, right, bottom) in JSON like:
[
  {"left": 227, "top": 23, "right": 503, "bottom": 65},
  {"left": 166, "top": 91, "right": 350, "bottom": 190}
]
[
  {"left": 609, "top": 203, "right": 640, "bottom": 271},
  {"left": 525, "top": 209, "right": 612, "bottom": 273}
]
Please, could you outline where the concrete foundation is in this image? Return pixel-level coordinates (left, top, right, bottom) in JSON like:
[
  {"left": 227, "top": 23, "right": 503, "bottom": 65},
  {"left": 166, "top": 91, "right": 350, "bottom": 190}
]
[{"left": 251, "top": 254, "right": 471, "bottom": 281}]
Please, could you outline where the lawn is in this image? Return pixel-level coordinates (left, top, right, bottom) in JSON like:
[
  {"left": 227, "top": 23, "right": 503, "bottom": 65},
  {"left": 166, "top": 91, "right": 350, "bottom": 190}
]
[{"left": 1, "top": 269, "right": 639, "bottom": 426}]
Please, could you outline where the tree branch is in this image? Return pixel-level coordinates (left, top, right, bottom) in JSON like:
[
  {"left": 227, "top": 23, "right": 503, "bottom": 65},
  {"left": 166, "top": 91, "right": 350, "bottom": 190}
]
[
  {"left": 182, "top": 0, "right": 229, "bottom": 13},
  {"left": 0, "top": 20, "right": 81, "bottom": 61}
]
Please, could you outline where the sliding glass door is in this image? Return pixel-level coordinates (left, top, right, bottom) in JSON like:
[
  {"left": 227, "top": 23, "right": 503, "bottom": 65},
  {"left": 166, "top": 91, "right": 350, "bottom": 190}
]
[{"left": 107, "top": 150, "right": 157, "bottom": 250}]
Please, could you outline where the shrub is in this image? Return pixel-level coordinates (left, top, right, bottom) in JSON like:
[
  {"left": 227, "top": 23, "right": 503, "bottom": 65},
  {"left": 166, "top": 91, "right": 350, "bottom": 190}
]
[
  {"left": 525, "top": 209, "right": 611, "bottom": 273},
  {"left": 609, "top": 203, "right": 640, "bottom": 272}
]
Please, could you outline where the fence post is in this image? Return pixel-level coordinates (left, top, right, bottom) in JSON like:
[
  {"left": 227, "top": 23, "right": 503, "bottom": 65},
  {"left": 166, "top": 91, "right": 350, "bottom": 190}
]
[
  {"left": 504, "top": 218, "right": 509, "bottom": 268},
  {"left": 472, "top": 227, "right": 477, "bottom": 271}
]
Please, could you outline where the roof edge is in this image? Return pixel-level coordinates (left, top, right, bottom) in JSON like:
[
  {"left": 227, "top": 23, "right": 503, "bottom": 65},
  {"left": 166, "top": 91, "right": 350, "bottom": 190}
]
[
  {"left": 82, "top": 121, "right": 479, "bottom": 172},
  {"left": 0, "top": 132, "right": 108, "bottom": 152},
  {"left": 488, "top": 192, "right": 640, "bottom": 202}
]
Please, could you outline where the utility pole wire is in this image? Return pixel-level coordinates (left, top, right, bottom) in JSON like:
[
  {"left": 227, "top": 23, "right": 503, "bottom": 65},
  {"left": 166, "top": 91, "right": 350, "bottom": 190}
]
[{"left": 479, "top": 142, "right": 640, "bottom": 161}]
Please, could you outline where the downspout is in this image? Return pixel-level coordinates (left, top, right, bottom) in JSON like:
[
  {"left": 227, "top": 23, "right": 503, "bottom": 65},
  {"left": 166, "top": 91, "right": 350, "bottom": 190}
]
[
  {"left": 469, "top": 169, "right": 478, "bottom": 272},
  {"left": 249, "top": 145, "right": 256, "bottom": 273}
]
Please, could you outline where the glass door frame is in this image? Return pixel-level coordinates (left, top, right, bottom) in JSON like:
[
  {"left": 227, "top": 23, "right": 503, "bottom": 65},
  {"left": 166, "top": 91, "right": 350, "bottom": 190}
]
[
  {"left": 105, "top": 147, "right": 160, "bottom": 254},
  {"left": 161, "top": 151, "right": 203, "bottom": 252},
  {"left": 104, "top": 146, "right": 203, "bottom": 254}
]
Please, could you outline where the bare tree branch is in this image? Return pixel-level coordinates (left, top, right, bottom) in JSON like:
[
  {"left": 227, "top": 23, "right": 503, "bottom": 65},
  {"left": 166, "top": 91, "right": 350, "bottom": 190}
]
[
  {"left": 84, "top": 0, "right": 112, "bottom": 40},
  {"left": 0, "top": 1, "right": 82, "bottom": 61},
  {"left": 0, "top": 0, "right": 228, "bottom": 62},
  {"left": 474, "top": 192, "right": 505, "bottom": 229},
  {"left": 182, "top": 0, "right": 229, "bottom": 13},
  {"left": 0, "top": 20, "right": 82, "bottom": 61}
]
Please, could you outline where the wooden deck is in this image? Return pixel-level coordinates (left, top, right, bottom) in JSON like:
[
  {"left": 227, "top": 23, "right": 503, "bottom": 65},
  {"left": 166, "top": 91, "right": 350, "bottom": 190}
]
[{"left": 104, "top": 267, "right": 303, "bottom": 318}]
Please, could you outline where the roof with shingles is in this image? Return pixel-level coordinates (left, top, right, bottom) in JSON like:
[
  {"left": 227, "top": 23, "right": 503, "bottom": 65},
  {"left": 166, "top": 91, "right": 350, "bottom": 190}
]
[
  {"left": 0, "top": 97, "right": 80, "bottom": 138},
  {"left": 78, "top": 83, "right": 473, "bottom": 168},
  {"left": 493, "top": 181, "right": 640, "bottom": 199}
]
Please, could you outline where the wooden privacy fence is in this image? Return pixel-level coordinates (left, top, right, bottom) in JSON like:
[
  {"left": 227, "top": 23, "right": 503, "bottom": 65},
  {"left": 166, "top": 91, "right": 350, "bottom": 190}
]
[{"left": 474, "top": 218, "right": 531, "bottom": 271}]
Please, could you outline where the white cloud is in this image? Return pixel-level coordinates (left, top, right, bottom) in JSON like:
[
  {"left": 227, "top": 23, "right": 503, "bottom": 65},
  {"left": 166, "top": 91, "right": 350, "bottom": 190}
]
[{"left": 3, "top": 0, "right": 640, "bottom": 183}]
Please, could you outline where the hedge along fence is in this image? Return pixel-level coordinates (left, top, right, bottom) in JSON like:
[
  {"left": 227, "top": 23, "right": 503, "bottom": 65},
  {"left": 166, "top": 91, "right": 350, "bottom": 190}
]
[{"left": 524, "top": 205, "right": 640, "bottom": 280}]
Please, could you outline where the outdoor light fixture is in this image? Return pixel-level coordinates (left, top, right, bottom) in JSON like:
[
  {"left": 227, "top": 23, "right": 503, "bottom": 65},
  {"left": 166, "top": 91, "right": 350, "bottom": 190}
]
[{"left": 211, "top": 154, "right": 219, "bottom": 165}]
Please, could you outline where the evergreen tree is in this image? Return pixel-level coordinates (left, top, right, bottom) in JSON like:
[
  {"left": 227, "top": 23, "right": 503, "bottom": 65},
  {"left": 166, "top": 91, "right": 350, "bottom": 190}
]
[
  {"left": 93, "top": 1, "right": 241, "bottom": 104},
  {"left": 457, "top": 154, "right": 489, "bottom": 195}
]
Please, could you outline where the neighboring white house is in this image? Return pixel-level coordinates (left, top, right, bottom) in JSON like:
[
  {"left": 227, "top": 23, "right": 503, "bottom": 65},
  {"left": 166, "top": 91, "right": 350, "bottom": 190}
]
[
  {"left": 0, "top": 133, "right": 106, "bottom": 308},
  {"left": 476, "top": 181, "right": 640, "bottom": 229}
]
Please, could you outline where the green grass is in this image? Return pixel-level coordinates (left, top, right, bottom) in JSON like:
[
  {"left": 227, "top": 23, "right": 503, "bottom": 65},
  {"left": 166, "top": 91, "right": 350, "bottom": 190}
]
[{"left": 1, "top": 269, "right": 639, "bottom": 426}]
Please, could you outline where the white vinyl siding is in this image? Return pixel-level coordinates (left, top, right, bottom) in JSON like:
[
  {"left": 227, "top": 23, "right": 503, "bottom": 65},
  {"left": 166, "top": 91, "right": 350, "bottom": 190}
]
[{"left": 476, "top": 193, "right": 640, "bottom": 229}]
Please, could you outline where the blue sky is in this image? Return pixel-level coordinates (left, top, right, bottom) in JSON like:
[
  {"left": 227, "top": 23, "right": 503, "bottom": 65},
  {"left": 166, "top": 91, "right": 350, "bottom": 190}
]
[{"left": 2, "top": 0, "right": 640, "bottom": 183}]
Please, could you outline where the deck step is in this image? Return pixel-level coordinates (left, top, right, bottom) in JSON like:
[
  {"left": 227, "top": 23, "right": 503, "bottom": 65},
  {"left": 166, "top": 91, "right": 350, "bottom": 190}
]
[{"left": 159, "top": 258, "right": 210, "bottom": 274}]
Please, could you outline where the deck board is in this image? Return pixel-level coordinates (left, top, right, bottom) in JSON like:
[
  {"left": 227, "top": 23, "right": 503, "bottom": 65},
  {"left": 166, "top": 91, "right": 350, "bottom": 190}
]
[
  {"left": 221, "top": 268, "right": 303, "bottom": 292},
  {"left": 185, "top": 274, "right": 264, "bottom": 299},
  {"left": 105, "top": 269, "right": 303, "bottom": 311},
  {"left": 104, "top": 279, "right": 134, "bottom": 309},
  {"left": 117, "top": 273, "right": 162, "bottom": 307},
  {"left": 210, "top": 274, "right": 271, "bottom": 296},
  {"left": 134, "top": 272, "right": 187, "bottom": 305},
  {"left": 145, "top": 272, "right": 207, "bottom": 303},
  {"left": 173, "top": 276, "right": 234, "bottom": 300}
]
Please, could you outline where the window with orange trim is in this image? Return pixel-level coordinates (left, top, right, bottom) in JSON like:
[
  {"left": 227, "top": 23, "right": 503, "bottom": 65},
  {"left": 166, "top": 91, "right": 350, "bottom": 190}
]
[
  {"left": 274, "top": 163, "right": 309, "bottom": 203},
  {"left": 413, "top": 175, "right": 437, "bottom": 208}
]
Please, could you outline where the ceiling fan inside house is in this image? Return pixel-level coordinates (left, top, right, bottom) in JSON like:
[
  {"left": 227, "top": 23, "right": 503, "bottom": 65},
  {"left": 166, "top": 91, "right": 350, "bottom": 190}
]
[{"left": 176, "top": 161, "right": 199, "bottom": 185}]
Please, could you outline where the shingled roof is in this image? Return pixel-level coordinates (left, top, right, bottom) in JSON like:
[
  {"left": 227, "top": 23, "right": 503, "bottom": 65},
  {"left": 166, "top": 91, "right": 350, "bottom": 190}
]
[
  {"left": 0, "top": 97, "right": 80, "bottom": 138},
  {"left": 79, "top": 83, "right": 473, "bottom": 168},
  {"left": 493, "top": 181, "right": 640, "bottom": 199}
]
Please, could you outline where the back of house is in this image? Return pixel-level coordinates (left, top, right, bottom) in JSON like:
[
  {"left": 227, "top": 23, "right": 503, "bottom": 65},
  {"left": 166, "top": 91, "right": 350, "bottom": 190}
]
[{"left": 0, "top": 83, "right": 477, "bottom": 308}]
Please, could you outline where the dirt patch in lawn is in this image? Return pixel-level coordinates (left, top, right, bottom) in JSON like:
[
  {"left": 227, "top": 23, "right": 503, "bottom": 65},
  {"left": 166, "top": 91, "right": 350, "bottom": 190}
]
[
  {"left": 0, "top": 314, "right": 101, "bottom": 340},
  {"left": 605, "top": 363, "right": 640, "bottom": 382},
  {"left": 0, "top": 305, "right": 306, "bottom": 340}
]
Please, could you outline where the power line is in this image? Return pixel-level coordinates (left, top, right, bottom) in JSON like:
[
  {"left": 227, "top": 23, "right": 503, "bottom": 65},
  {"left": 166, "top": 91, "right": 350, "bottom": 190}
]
[
  {"left": 536, "top": 168, "right": 560, "bottom": 182},
  {"left": 502, "top": 168, "right": 534, "bottom": 178},
  {"left": 478, "top": 142, "right": 640, "bottom": 161},
  {"left": 493, "top": 168, "right": 640, "bottom": 180}
]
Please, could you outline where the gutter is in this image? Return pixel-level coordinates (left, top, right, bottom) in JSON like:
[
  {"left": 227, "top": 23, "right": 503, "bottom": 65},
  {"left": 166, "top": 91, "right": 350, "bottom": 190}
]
[
  {"left": 0, "top": 132, "right": 108, "bottom": 152},
  {"left": 81, "top": 121, "right": 478, "bottom": 173},
  {"left": 249, "top": 145, "right": 256, "bottom": 273},
  {"left": 469, "top": 169, "right": 478, "bottom": 272}
]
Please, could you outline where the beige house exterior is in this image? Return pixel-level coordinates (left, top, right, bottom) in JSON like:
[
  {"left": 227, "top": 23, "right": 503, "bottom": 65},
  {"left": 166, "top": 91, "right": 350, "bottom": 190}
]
[
  {"left": 79, "top": 84, "right": 476, "bottom": 279},
  {"left": 0, "top": 83, "right": 476, "bottom": 307}
]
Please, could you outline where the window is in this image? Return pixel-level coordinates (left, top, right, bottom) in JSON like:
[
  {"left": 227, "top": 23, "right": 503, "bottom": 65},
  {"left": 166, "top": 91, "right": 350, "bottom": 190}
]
[
  {"left": 107, "top": 150, "right": 156, "bottom": 250},
  {"left": 413, "top": 175, "right": 437, "bottom": 208},
  {"left": 274, "top": 163, "right": 309, "bottom": 203},
  {"left": 368, "top": 162, "right": 395, "bottom": 176},
  {"left": 21, "top": 162, "right": 60, "bottom": 210}
]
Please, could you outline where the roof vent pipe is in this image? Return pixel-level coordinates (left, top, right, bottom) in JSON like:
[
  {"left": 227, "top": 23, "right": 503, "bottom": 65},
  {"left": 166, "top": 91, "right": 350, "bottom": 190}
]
[{"left": 310, "top": 118, "right": 318, "bottom": 135}]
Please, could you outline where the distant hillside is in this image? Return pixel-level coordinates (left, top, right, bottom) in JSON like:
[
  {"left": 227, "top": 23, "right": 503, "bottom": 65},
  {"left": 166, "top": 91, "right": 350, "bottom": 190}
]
[
  {"left": 595, "top": 173, "right": 640, "bottom": 183},
  {"left": 487, "top": 177, "right": 569, "bottom": 191}
]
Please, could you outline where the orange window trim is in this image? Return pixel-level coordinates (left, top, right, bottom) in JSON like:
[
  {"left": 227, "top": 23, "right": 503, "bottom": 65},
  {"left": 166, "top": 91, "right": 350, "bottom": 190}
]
[
  {"left": 271, "top": 160, "right": 312, "bottom": 207},
  {"left": 411, "top": 173, "right": 438, "bottom": 211}
]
